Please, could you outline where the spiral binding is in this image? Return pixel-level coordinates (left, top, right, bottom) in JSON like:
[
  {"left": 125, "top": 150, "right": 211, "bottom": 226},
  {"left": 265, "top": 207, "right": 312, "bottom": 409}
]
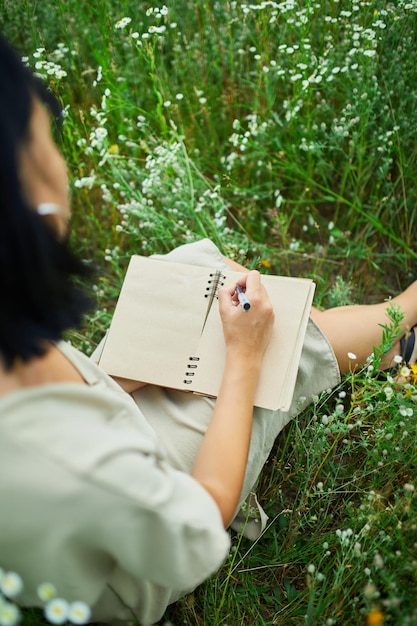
[
  {"left": 184, "top": 271, "right": 226, "bottom": 385},
  {"left": 183, "top": 356, "right": 200, "bottom": 384},
  {"left": 204, "top": 271, "right": 226, "bottom": 299}
]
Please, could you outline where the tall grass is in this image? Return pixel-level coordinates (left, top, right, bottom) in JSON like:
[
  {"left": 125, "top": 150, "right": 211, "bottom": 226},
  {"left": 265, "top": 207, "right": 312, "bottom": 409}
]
[{"left": 2, "top": 1, "right": 417, "bottom": 624}]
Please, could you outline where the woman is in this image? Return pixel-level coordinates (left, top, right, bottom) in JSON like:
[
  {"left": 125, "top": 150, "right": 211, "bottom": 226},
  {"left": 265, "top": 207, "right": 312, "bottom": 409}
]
[{"left": 1, "top": 34, "right": 417, "bottom": 625}]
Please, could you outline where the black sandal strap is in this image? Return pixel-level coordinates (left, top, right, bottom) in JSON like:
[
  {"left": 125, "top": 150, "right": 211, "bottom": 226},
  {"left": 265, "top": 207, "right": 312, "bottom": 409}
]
[{"left": 400, "top": 328, "right": 416, "bottom": 364}]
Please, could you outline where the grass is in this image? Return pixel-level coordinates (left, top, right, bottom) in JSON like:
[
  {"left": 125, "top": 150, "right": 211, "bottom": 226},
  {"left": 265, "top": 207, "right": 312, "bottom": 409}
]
[{"left": 2, "top": 0, "right": 417, "bottom": 624}]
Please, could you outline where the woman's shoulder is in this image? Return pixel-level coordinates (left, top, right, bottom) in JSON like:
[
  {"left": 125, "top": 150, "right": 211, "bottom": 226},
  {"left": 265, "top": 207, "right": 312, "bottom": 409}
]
[
  {"left": 0, "top": 343, "right": 161, "bottom": 458},
  {"left": 56, "top": 340, "right": 120, "bottom": 387}
]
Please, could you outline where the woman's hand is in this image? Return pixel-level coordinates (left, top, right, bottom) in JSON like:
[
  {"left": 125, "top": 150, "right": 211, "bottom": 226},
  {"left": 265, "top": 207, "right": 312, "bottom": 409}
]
[{"left": 218, "top": 270, "right": 274, "bottom": 363}]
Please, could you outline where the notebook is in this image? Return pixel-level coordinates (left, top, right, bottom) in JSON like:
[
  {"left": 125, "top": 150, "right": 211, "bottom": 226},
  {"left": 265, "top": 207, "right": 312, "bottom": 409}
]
[{"left": 98, "top": 256, "right": 315, "bottom": 411}]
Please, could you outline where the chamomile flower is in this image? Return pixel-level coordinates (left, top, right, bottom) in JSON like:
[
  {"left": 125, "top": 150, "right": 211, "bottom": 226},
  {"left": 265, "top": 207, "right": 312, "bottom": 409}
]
[
  {"left": 115, "top": 17, "right": 132, "bottom": 30},
  {"left": 0, "top": 572, "right": 23, "bottom": 599},
  {"left": 68, "top": 601, "right": 91, "bottom": 625},
  {"left": 37, "top": 582, "right": 57, "bottom": 602},
  {"left": 0, "top": 601, "right": 20, "bottom": 626},
  {"left": 384, "top": 386, "right": 394, "bottom": 400},
  {"left": 399, "top": 365, "right": 410, "bottom": 378},
  {"left": 44, "top": 598, "right": 69, "bottom": 624},
  {"left": 399, "top": 406, "right": 413, "bottom": 417}
]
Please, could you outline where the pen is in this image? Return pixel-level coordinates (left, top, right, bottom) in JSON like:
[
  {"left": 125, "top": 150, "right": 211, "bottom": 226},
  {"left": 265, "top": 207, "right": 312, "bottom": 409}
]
[{"left": 236, "top": 284, "right": 251, "bottom": 311}]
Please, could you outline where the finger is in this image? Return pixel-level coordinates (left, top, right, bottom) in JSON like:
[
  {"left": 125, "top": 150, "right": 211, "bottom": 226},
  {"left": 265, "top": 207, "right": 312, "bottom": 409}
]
[
  {"left": 218, "top": 284, "right": 236, "bottom": 307},
  {"left": 238, "top": 270, "right": 262, "bottom": 296},
  {"left": 241, "top": 270, "right": 260, "bottom": 287},
  {"left": 218, "top": 284, "right": 247, "bottom": 313},
  {"left": 222, "top": 283, "right": 239, "bottom": 297}
]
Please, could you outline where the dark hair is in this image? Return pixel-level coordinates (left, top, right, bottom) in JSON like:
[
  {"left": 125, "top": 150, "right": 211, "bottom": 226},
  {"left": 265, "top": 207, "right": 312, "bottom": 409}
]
[{"left": 0, "top": 34, "right": 91, "bottom": 367}]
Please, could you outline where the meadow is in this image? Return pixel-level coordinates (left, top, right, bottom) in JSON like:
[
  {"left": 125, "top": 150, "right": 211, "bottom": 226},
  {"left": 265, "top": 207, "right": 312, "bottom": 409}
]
[{"left": 1, "top": 0, "right": 417, "bottom": 624}]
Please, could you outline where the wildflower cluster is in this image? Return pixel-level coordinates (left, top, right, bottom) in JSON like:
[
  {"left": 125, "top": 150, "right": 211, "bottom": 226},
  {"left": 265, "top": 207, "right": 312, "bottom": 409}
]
[
  {"left": 0, "top": 568, "right": 91, "bottom": 626},
  {"left": 21, "top": 0, "right": 414, "bottom": 271},
  {"left": 103, "top": 133, "right": 253, "bottom": 257},
  {"left": 23, "top": 46, "right": 71, "bottom": 82},
  {"left": 398, "top": 0, "right": 417, "bottom": 12},
  {"left": 114, "top": 5, "right": 176, "bottom": 45}
]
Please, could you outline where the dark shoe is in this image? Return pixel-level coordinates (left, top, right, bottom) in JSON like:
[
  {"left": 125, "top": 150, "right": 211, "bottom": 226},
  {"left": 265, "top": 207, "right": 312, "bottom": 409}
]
[{"left": 400, "top": 326, "right": 417, "bottom": 365}]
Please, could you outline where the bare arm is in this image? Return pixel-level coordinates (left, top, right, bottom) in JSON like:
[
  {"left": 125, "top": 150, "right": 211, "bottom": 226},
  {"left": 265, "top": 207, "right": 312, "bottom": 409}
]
[{"left": 191, "top": 271, "right": 274, "bottom": 527}]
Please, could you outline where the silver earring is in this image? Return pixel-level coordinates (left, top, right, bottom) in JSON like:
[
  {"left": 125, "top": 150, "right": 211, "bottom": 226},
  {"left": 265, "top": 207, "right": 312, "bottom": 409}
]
[{"left": 36, "top": 203, "right": 60, "bottom": 216}]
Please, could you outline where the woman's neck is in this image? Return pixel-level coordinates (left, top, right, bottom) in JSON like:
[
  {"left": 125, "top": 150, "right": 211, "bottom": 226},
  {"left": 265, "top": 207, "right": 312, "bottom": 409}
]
[{"left": 0, "top": 344, "right": 85, "bottom": 398}]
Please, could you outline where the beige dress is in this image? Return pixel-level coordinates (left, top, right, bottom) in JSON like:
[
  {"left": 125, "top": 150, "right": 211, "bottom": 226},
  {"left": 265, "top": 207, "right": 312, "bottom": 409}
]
[{"left": 0, "top": 239, "right": 340, "bottom": 625}]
